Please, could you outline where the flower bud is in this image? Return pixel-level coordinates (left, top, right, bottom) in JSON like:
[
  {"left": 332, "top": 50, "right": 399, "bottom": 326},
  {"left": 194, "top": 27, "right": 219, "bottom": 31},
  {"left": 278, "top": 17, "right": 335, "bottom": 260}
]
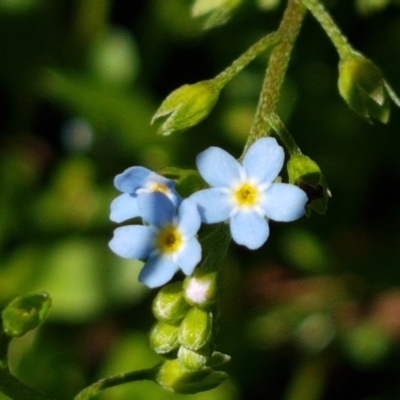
[
  {"left": 192, "top": 0, "right": 242, "bottom": 29},
  {"left": 152, "top": 80, "right": 220, "bottom": 135},
  {"left": 178, "top": 345, "right": 210, "bottom": 370},
  {"left": 338, "top": 52, "right": 390, "bottom": 123},
  {"left": 183, "top": 272, "right": 218, "bottom": 308},
  {"left": 149, "top": 321, "right": 180, "bottom": 355},
  {"left": 152, "top": 282, "right": 190, "bottom": 324},
  {"left": 179, "top": 307, "right": 213, "bottom": 351},
  {"left": 156, "top": 359, "right": 228, "bottom": 394},
  {"left": 2, "top": 292, "right": 51, "bottom": 337}
]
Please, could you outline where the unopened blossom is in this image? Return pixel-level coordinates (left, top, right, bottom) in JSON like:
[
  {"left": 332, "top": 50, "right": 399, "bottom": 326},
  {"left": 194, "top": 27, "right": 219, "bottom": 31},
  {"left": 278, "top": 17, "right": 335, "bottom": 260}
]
[
  {"left": 109, "top": 192, "right": 201, "bottom": 288},
  {"left": 189, "top": 137, "right": 308, "bottom": 250}
]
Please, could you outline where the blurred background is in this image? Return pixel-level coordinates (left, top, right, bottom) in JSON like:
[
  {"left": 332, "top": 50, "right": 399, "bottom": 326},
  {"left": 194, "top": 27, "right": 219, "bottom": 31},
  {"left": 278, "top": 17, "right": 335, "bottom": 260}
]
[{"left": 1, "top": 0, "right": 400, "bottom": 399}]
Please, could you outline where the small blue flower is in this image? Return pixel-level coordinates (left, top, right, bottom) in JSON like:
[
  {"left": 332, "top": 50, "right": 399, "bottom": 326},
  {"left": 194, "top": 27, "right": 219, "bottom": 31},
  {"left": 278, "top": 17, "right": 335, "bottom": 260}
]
[
  {"left": 189, "top": 137, "right": 308, "bottom": 250},
  {"left": 110, "top": 166, "right": 181, "bottom": 223},
  {"left": 109, "top": 192, "right": 202, "bottom": 288}
]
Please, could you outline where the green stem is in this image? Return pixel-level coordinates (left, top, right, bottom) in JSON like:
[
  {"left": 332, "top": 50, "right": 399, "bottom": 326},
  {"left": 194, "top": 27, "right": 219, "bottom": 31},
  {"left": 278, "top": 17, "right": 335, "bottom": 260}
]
[
  {"left": 74, "top": 365, "right": 160, "bottom": 400},
  {"left": 300, "top": 0, "right": 353, "bottom": 58},
  {"left": 214, "top": 32, "right": 282, "bottom": 88},
  {"left": 267, "top": 113, "right": 302, "bottom": 156},
  {"left": 246, "top": 0, "right": 306, "bottom": 150},
  {"left": 283, "top": 356, "right": 327, "bottom": 400},
  {"left": 0, "top": 368, "right": 56, "bottom": 400}
]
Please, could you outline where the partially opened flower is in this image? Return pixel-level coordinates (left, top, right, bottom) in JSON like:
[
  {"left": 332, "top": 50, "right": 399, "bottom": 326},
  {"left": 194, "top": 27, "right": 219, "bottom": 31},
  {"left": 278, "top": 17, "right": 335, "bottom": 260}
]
[
  {"left": 109, "top": 192, "right": 202, "bottom": 288},
  {"left": 190, "top": 137, "right": 308, "bottom": 250},
  {"left": 110, "top": 166, "right": 181, "bottom": 223}
]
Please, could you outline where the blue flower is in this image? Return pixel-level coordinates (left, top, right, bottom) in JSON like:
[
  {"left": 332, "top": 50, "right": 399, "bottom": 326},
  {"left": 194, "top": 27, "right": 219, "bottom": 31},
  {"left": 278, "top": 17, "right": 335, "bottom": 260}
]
[
  {"left": 109, "top": 192, "right": 202, "bottom": 288},
  {"left": 189, "top": 137, "right": 308, "bottom": 250},
  {"left": 110, "top": 166, "right": 181, "bottom": 223}
]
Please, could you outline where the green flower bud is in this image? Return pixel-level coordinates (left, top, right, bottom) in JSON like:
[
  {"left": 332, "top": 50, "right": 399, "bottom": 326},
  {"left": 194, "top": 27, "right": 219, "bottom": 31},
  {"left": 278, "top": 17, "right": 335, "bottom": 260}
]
[
  {"left": 183, "top": 273, "right": 218, "bottom": 308},
  {"left": 152, "top": 282, "right": 190, "bottom": 324},
  {"left": 152, "top": 80, "right": 220, "bottom": 136},
  {"left": 2, "top": 292, "right": 51, "bottom": 337},
  {"left": 287, "top": 154, "right": 331, "bottom": 215},
  {"left": 178, "top": 345, "right": 210, "bottom": 370},
  {"left": 338, "top": 52, "right": 391, "bottom": 123},
  {"left": 149, "top": 321, "right": 180, "bottom": 355},
  {"left": 191, "top": 0, "right": 242, "bottom": 29},
  {"left": 156, "top": 359, "right": 228, "bottom": 394},
  {"left": 179, "top": 307, "right": 212, "bottom": 351}
]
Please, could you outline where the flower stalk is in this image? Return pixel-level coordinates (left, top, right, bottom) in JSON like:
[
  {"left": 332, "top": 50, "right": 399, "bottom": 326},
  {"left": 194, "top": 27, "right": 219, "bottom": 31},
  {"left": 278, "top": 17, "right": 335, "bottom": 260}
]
[
  {"left": 247, "top": 0, "right": 306, "bottom": 148},
  {"left": 300, "top": 0, "right": 353, "bottom": 59}
]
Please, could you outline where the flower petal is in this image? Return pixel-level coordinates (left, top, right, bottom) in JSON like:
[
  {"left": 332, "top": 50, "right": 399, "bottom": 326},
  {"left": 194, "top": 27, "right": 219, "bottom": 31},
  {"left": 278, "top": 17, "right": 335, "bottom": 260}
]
[
  {"left": 109, "top": 225, "right": 154, "bottom": 259},
  {"left": 190, "top": 188, "right": 231, "bottom": 223},
  {"left": 230, "top": 212, "right": 269, "bottom": 250},
  {"left": 139, "top": 255, "right": 179, "bottom": 288},
  {"left": 110, "top": 193, "right": 140, "bottom": 223},
  {"left": 262, "top": 183, "right": 307, "bottom": 221},
  {"left": 177, "top": 198, "right": 201, "bottom": 237},
  {"left": 176, "top": 238, "right": 202, "bottom": 275},
  {"left": 114, "top": 166, "right": 151, "bottom": 193},
  {"left": 137, "top": 192, "right": 175, "bottom": 226},
  {"left": 243, "top": 137, "right": 284, "bottom": 183},
  {"left": 196, "top": 146, "right": 242, "bottom": 187}
]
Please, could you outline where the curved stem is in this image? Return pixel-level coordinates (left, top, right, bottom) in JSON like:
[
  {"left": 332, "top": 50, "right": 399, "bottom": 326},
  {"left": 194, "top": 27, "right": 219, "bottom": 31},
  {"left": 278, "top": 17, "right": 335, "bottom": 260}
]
[
  {"left": 74, "top": 365, "right": 160, "bottom": 400},
  {"left": 300, "top": 0, "right": 353, "bottom": 59},
  {"left": 0, "top": 368, "right": 56, "bottom": 400},
  {"left": 246, "top": 0, "right": 306, "bottom": 151},
  {"left": 214, "top": 32, "right": 282, "bottom": 88}
]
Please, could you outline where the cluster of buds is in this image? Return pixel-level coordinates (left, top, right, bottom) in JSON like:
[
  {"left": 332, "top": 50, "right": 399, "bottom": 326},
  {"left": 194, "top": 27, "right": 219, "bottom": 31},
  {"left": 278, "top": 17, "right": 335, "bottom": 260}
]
[{"left": 150, "top": 270, "right": 229, "bottom": 393}]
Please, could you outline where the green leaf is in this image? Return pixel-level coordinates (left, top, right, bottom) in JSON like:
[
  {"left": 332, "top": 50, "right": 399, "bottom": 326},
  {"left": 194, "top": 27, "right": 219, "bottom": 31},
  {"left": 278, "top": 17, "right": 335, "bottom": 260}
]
[
  {"left": 2, "top": 292, "right": 51, "bottom": 337},
  {"left": 287, "top": 154, "right": 331, "bottom": 215}
]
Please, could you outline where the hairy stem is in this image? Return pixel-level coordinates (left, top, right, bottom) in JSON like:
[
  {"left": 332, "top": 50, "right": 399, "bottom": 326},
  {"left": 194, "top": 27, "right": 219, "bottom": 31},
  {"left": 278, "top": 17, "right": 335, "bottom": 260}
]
[
  {"left": 214, "top": 32, "right": 282, "bottom": 88},
  {"left": 300, "top": 0, "right": 353, "bottom": 58},
  {"left": 74, "top": 365, "right": 160, "bottom": 400},
  {"left": 246, "top": 0, "right": 306, "bottom": 150}
]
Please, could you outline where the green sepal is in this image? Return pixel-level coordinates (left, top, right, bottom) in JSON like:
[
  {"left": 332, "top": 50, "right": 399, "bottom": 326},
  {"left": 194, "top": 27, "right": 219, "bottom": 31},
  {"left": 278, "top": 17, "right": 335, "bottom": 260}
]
[
  {"left": 287, "top": 154, "right": 331, "bottom": 215},
  {"left": 1, "top": 292, "right": 51, "bottom": 337},
  {"left": 152, "top": 282, "right": 190, "bottom": 324},
  {"left": 191, "top": 0, "right": 242, "bottom": 29},
  {"left": 159, "top": 167, "right": 207, "bottom": 198},
  {"left": 338, "top": 52, "right": 392, "bottom": 123},
  {"left": 179, "top": 308, "right": 213, "bottom": 351},
  {"left": 149, "top": 321, "right": 180, "bottom": 355},
  {"left": 206, "top": 351, "right": 231, "bottom": 367},
  {"left": 156, "top": 359, "right": 228, "bottom": 394},
  {"left": 178, "top": 345, "right": 210, "bottom": 371},
  {"left": 152, "top": 80, "right": 220, "bottom": 136}
]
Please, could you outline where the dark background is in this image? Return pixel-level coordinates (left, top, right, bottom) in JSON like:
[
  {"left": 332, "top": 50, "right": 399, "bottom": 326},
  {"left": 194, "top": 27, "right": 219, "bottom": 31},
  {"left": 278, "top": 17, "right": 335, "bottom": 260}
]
[{"left": 1, "top": 0, "right": 400, "bottom": 399}]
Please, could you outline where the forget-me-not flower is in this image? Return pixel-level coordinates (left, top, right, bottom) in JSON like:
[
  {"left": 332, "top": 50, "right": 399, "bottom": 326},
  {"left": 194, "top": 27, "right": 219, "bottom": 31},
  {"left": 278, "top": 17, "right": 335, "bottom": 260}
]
[
  {"left": 189, "top": 137, "right": 308, "bottom": 250},
  {"left": 109, "top": 192, "right": 202, "bottom": 288},
  {"left": 110, "top": 166, "right": 181, "bottom": 223}
]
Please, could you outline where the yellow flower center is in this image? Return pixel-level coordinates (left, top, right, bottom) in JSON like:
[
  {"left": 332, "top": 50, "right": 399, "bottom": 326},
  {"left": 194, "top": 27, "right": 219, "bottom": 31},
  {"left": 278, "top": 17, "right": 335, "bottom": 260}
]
[
  {"left": 149, "top": 182, "right": 169, "bottom": 195},
  {"left": 157, "top": 226, "right": 182, "bottom": 254},
  {"left": 234, "top": 183, "right": 259, "bottom": 207}
]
